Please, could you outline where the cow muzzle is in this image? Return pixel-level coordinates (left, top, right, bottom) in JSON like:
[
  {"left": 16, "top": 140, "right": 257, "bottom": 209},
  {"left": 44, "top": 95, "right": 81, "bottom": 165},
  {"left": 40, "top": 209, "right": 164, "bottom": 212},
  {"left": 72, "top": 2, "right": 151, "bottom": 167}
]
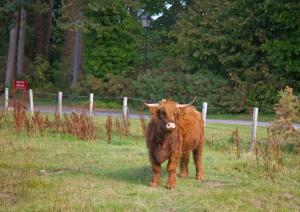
[{"left": 166, "top": 122, "right": 176, "bottom": 130}]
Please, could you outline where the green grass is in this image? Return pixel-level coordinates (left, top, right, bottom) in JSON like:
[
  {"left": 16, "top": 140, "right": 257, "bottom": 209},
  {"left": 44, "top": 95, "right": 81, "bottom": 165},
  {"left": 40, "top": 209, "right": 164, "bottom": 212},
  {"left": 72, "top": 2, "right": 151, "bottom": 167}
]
[
  {"left": 207, "top": 113, "right": 275, "bottom": 122},
  {"left": 0, "top": 117, "right": 299, "bottom": 211}
]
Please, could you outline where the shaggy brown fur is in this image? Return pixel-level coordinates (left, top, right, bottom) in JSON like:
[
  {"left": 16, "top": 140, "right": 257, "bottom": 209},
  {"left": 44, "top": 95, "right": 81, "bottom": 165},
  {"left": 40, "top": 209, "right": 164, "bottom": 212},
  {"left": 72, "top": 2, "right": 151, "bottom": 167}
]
[{"left": 145, "top": 99, "right": 205, "bottom": 189}]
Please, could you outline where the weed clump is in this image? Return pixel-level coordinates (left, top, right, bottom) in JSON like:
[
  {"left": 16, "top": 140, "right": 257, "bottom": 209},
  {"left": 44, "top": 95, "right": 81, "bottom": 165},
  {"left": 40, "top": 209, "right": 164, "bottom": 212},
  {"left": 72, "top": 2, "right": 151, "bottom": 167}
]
[
  {"left": 113, "top": 117, "right": 130, "bottom": 136},
  {"left": 105, "top": 116, "right": 113, "bottom": 143},
  {"left": 231, "top": 128, "right": 241, "bottom": 159},
  {"left": 63, "top": 112, "right": 95, "bottom": 141},
  {"left": 254, "top": 87, "right": 299, "bottom": 181},
  {"left": 139, "top": 107, "right": 147, "bottom": 138}
]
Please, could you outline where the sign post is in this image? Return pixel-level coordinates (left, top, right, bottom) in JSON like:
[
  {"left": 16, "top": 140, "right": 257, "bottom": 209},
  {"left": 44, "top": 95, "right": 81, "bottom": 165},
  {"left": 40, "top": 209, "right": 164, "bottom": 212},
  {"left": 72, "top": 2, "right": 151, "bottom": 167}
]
[{"left": 13, "top": 80, "right": 29, "bottom": 108}]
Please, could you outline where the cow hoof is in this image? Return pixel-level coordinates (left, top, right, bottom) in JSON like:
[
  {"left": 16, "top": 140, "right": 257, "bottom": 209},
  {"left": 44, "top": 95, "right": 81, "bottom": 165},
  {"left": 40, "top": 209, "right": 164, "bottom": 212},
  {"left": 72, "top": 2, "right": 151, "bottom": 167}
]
[
  {"left": 196, "top": 174, "right": 204, "bottom": 181},
  {"left": 149, "top": 182, "right": 159, "bottom": 187},
  {"left": 166, "top": 182, "right": 176, "bottom": 189},
  {"left": 179, "top": 172, "right": 189, "bottom": 178}
]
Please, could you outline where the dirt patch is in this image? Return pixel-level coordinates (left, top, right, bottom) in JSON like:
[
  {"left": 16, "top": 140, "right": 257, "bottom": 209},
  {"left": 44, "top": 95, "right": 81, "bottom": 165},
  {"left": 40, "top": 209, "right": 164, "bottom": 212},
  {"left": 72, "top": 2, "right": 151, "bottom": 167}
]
[
  {"left": 248, "top": 198, "right": 263, "bottom": 208},
  {"left": 38, "top": 166, "right": 92, "bottom": 176},
  {"left": 202, "top": 180, "right": 232, "bottom": 188},
  {"left": 0, "top": 192, "right": 20, "bottom": 206}
]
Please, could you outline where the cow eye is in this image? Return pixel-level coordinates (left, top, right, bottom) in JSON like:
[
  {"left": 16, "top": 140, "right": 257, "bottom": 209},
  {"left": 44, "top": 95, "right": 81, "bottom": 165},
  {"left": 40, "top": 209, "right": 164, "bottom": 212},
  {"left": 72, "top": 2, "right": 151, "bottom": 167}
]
[{"left": 160, "top": 111, "right": 166, "bottom": 117}]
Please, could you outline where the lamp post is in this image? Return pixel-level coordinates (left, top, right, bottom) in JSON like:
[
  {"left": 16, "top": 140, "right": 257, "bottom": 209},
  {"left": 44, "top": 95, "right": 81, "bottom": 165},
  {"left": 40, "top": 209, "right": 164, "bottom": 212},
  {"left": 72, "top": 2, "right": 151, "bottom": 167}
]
[{"left": 141, "top": 14, "right": 150, "bottom": 75}]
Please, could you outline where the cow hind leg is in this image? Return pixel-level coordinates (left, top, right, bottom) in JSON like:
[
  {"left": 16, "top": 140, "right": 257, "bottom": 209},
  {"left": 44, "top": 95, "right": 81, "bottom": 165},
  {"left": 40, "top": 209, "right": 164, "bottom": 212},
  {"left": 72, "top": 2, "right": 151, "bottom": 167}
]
[
  {"left": 179, "top": 152, "right": 190, "bottom": 178},
  {"left": 193, "top": 147, "right": 204, "bottom": 180},
  {"left": 150, "top": 160, "right": 161, "bottom": 187}
]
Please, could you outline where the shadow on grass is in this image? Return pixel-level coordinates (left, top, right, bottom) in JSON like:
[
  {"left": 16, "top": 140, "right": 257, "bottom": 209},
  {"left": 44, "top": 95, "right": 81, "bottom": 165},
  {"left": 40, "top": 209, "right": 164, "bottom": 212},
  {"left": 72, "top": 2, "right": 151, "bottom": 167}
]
[{"left": 98, "top": 165, "right": 169, "bottom": 186}]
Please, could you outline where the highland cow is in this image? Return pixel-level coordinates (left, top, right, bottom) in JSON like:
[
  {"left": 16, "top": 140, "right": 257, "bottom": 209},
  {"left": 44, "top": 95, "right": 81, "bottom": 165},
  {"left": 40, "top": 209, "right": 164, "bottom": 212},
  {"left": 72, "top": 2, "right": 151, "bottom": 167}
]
[{"left": 145, "top": 99, "right": 205, "bottom": 189}]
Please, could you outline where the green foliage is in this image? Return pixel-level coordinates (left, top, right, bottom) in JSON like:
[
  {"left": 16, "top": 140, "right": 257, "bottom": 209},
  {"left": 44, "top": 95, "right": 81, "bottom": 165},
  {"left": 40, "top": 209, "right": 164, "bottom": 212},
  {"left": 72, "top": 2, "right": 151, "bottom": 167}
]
[
  {"left": 26, "top": 56, "right": 53, "bottom": 90},
  {"left": 1, "top": 0, "right": 299, "bottom": 114},
  {"left": 261, "top": 2, "right": 300, "bottom": 77},
  {"left": 83, "top": 0, "right": 140, "bottom": 79},
  {"left": 77, "top": 73, "right": 135, "bottom": 98},
  {"left": 172, "top": 0, "right": 300, "bottom": 112},
  {"left": 268, "top": 86, "right": 300, "bottom": 153},
  {"left": 133, "top": 68, "right": 249, "bottom": 113}
]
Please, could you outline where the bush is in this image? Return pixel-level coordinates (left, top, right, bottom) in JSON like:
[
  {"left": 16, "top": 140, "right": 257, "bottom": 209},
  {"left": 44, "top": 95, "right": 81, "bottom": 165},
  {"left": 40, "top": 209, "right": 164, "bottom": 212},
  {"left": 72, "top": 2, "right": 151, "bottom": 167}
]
[
  {"left": 26, "top": 56, "right": 54, "bottom": 90},
  {"left": 269, "top": 86, "right": 300, "bottom": 153},
  {"left": 133, "top": 69, "right": 249, "bottom": 113}
]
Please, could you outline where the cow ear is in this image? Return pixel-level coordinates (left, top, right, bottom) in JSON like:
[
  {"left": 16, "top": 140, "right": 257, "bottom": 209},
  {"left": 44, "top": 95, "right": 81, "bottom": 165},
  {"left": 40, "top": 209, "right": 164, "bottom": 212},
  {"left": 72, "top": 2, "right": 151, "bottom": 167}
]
[
  {"left": 148, "top": 106, "right": 158, "bottom": 115},
  {"left": 143, "top": 102, "right": 159, "bottom": 115}
]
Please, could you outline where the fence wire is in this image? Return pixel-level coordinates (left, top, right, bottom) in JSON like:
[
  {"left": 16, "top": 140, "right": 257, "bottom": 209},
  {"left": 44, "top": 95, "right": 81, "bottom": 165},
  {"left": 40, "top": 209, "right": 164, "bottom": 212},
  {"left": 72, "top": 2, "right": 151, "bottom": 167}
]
[{"left": 1, "top": 89, "right": 276, "bottom": 148}]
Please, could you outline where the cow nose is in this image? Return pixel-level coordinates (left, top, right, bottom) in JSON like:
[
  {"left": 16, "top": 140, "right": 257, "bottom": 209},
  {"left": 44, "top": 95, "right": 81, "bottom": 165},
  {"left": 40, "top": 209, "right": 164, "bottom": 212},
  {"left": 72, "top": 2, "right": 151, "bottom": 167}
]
[{"left": 166, "top": 122, "right": 176, "bottom": 129}]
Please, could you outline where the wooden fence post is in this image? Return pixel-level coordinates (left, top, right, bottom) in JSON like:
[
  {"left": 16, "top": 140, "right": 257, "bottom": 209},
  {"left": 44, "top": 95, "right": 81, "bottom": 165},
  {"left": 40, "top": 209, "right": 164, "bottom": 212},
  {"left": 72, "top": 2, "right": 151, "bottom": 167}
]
[
  {"left": 202, "top": 102, "right": 208, "bottom": 127},
  {"left": 123, "top": 97, "right": 128, "bottom": 120},
  {"left": 58, "top": 92, "right": 62, "bottom": 117},
  {"left": 29, "top": 89, "right": 34, "bottom": 116},
  {"left": 89, "top": 93, "right": 94, "bottom": 117},
  {"left": 250, "top": 107, "right": 259, "bottom": 151},
  {"left": 4, "top": 88, "right": 9, "bottom": 112}
]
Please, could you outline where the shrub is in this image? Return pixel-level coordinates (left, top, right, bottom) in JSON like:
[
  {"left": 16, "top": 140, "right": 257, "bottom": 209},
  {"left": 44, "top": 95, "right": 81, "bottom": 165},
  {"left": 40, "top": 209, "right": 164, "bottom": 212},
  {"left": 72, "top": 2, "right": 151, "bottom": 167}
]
[
  {"left": 269, "top": 86, "right": 300, "bottom": 153},
  {"left": 133, "top": 69, "right": 249, "bottom": 113}
]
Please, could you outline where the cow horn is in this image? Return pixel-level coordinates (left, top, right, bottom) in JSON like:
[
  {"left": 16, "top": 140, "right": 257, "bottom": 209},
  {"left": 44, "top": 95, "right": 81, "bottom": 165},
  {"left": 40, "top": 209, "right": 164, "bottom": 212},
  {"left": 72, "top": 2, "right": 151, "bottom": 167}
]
[
  {"left": 144, "top": 102, "right": 159, "bottom": 107},
  {"left": 176, "top": 97, "right": 196, "bottom": 108}
]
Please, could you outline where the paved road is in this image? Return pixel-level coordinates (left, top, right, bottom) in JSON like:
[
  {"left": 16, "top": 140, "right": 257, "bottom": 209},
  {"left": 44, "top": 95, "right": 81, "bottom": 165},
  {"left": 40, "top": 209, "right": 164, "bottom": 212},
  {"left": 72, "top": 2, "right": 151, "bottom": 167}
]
[
  {"left": 3, "top": 105, "right": 299, "bottom": 128},
  {"left": 29, "top": 106, "right": 299, "bottom": 129}
]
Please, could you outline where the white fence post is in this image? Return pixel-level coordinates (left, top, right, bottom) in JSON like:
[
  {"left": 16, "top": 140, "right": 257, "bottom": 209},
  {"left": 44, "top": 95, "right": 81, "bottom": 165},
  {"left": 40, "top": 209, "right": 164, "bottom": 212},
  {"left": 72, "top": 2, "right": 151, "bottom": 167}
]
[
  {"left": 4, "top": 88, "right": 9, "bottom": 112},
  {"left": 123, "top": 97, "right": 128, "bottom": 120},
  {"left": 58, "top": 92, "right": 62, "bottom": 117},
  {"left": 89, "top": 93, "right": 94, "bottom": 117},
  {"left": 250, "top": 107, "right": 259, "bottom": 151},
  {"left": 29, "top": 89, "right": 34, "bottom": 116},
  {"left": 202, "top": 102, "right": 208, "bottom": 127}
]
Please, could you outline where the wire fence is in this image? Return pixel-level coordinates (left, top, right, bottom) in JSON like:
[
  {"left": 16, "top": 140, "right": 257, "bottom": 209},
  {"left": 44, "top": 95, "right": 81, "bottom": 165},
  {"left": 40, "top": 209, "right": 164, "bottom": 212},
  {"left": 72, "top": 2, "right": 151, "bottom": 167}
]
[
  {"left": 0, "top": 89, "right": 273, "bottom": 118},
  {"left": 1, "top": 88, "right": 286, "bottom": 150}
]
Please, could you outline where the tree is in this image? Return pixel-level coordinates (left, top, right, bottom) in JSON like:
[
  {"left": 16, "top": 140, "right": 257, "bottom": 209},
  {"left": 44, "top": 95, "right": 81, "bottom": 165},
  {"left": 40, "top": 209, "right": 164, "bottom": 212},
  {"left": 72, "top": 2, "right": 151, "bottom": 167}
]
[
  {"left": 83, "top": 0, "right": 140, "bottom": 79},
  {"left": 5, "top": 11, "right": 18, "bottom": 87},
  {"left": 33, "top": 0, "right": 54, "bottom": 59},
  {"left": 171, "top": 0, "right": 300, "bottom": 111},
  {"left": 16, "top": 7, "right": 27, "bottom": 78}
]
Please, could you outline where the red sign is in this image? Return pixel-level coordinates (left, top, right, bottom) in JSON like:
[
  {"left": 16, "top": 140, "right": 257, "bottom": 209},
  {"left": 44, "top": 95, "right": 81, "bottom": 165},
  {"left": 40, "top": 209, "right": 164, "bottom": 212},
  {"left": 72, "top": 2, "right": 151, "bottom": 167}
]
[{"left": 13, "top": 80, "right": 28, "bottom": 91}]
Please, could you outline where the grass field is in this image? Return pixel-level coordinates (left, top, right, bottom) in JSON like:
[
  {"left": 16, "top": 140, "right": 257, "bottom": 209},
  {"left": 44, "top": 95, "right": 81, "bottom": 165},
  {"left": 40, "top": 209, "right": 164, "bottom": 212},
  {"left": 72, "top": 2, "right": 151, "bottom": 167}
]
[
  {"left": 207, "top": 113, "right": 275, "bottom": 122},
  {"left": 0, "top": 117, "right": 299, "bottom": 211}
]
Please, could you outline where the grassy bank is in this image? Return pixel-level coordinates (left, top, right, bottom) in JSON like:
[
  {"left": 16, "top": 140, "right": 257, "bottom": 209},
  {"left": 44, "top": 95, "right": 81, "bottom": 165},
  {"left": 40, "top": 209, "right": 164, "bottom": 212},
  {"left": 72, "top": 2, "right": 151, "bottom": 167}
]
[{"left": 0, "top": 117, "right": 299, "bottom": 211}]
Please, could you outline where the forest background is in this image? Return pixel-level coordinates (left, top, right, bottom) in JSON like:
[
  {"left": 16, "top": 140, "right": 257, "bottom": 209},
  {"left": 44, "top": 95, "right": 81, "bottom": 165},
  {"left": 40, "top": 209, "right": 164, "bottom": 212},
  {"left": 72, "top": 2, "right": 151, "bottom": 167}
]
[{"left": 0, "top": 0, "right": 299, "bottom": 113}]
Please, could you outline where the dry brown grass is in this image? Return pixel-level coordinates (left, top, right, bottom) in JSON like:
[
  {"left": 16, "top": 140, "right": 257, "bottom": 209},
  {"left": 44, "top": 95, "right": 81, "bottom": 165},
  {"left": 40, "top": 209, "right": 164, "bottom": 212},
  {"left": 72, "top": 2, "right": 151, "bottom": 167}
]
[
  {"left": 13, "top": 101, "right": 27, "bottom": 133},
  {"left": 253, "top": 86, "right": 300, "bottom": 181},
  {"left": 114, "top": 118, "right": 122, "bottom": 134},
  {"left": 63, "top": 112, "right": 95, "bottom": 141},
  {"left": 7, "top": 104, "right": 96, "bottom": 141},
  {"left": 139, "top": 115, "right": 147, "bottom": 139},
  {"left": 113, "top": 117, "right": 130, "bottom": 136},
  {"left": 231, "top": 128, "right": 240, "bottom": 159},
  {"left": 105, "top": 116, "right": 113, "bottom": 143},
  {"left": 122, "top": 116, "right": 130, "bottom": 136}
]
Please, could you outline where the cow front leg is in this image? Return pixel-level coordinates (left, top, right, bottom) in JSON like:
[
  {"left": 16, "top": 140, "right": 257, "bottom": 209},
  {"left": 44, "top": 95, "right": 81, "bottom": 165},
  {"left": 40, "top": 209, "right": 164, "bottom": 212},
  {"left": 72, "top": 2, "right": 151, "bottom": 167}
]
[
  {"left": 150, "top": 160, "right": 161, "bottom": 187},
  {"left": 179, "top": 152, "right": 190, "bottom": 178},
  {"left": 166, "top": 155, "right": 180, "bottom": 189},
  {"left": 193, "top": 147, "right": 204, "bottom": 180}
]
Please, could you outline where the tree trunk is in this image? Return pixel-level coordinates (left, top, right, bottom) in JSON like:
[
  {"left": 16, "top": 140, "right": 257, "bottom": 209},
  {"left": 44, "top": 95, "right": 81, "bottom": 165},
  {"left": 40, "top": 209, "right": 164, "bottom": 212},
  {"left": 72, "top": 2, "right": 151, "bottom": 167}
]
[
  {"left": 16, "top": 8, "right": 27, "bottom": 78},
  {"left": 62, "top": 0, "right": 83, "bottom": 89},
  {"left": 44, "top": 0, "right": 54, "bottom": 57},
  {"left": 71, "top": 30, "right": 82, "bottom": 88},
  {"left": 33, "top": 0, "right": 54, "bottom": 58},
  {"left": 5, "top": 11, "right": 19, "bottom": 87},
  {"left": 33, "top": 0, "right": 43, "bottom": 57}
]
